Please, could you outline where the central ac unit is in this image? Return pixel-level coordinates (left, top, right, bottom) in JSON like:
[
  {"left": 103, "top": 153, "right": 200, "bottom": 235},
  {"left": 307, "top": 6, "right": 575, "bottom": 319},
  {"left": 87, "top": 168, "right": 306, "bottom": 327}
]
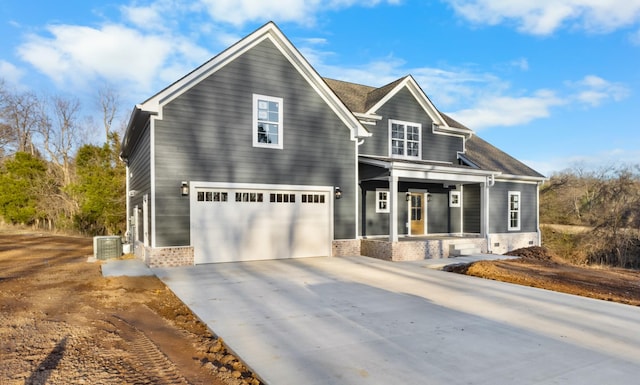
[{"left": 93, "top": 236, "right": 122, "bottom": 260}]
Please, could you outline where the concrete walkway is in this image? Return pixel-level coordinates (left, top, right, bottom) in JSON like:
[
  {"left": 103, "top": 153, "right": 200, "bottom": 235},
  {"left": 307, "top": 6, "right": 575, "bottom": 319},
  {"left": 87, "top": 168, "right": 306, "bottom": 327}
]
[
  {"left": 101, "top": 258, "right": 154, "bottom": 277},
  {"left": 153, "top": 256, "right": 640, "bottom": 385}
]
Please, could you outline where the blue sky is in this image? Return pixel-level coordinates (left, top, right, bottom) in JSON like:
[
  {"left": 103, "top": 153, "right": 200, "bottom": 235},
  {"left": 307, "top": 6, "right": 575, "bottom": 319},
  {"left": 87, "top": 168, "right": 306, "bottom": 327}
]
[{"left": 1, "top": 0, "right": 639, "bottom": 176}]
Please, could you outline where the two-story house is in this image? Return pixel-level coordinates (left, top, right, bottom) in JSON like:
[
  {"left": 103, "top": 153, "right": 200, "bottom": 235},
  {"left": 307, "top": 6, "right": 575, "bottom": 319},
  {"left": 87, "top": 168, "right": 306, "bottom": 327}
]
[{"left": 121, "top": 22, "right": 545, "bottom": 267}]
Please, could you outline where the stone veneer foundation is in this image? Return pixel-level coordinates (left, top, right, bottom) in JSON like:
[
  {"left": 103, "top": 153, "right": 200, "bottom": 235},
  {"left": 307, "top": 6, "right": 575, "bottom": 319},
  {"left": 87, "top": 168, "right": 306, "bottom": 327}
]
[
  {"left": 332, "top": 239, "right": 361, "bottom": 257},
  {"left": 134, "top": 241, "right": 194, "bottom": 267},
  {"left": 361, "top": 237, "right": 488, "bottom": 262}
]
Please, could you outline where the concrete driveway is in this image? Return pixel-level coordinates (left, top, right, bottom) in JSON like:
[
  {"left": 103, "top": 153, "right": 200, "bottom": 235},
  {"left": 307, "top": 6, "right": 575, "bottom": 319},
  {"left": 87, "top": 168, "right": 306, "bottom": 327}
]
[{"left": 153, "top": 256, "right": 640, "bottom": 385}]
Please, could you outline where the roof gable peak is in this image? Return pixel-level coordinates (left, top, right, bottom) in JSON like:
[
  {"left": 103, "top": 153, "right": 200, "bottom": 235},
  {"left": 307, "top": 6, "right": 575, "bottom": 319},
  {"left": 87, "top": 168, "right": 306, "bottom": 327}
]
[{"left": 135, "top": 21, "right": 369, "bottom": 140}]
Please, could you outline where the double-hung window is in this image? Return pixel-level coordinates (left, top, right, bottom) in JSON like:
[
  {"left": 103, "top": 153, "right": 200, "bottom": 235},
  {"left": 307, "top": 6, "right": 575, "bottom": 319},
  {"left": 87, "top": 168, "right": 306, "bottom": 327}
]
[
  {"left": 253, "top": 94, "right": 283, "bottom": 149},
  {"left": 508, "top": 191, "right": 521, "bottom": 231},
  {"left": 389, "top": 120, "right": 421, "bottom": 159},
  {"left": 376, "top": 189, "right": 389, "bottom": 213}
]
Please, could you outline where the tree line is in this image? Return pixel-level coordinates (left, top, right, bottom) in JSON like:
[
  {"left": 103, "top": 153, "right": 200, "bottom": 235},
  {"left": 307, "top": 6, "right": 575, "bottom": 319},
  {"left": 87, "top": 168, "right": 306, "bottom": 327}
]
[
  {"left": 0, "top": 80, "right": 125, "bottom": 236},
  {"left": 541, "top": 165, "right": 640, "bottom": 268}
]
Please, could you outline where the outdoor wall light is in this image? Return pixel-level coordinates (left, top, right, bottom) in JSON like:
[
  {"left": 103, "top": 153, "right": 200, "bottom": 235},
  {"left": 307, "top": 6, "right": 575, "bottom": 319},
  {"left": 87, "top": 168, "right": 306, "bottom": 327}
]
[
  {"left": 181, "top": 181, "right": 189, "bottom": 196},
  {"left": 335, "top": 187, "right": 342, "bottom": 199},
  {"left": 406, "top": 192, "right": 411, "bottom": 201}
]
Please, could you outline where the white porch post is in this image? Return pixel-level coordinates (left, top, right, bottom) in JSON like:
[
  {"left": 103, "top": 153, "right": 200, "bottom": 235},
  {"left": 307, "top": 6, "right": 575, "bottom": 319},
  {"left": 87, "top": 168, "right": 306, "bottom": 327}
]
[
  {"left": 482, "top": 179, "right": 491, "bottom": 252},
  {"left": 389, "top": 171, "right": 399, "bottom": 242}
]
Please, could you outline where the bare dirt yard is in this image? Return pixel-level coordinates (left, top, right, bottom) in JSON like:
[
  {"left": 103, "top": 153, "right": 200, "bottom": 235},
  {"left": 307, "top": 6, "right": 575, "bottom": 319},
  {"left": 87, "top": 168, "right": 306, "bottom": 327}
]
[
  {"left": 3, "top": 233, "right": 640, "bottom": 385},
  {"left": 0, "top": 231, "right": 263, "bottom": 385},
  {"left": 445, "top": 246, "right": 640, "bottom": 307}
]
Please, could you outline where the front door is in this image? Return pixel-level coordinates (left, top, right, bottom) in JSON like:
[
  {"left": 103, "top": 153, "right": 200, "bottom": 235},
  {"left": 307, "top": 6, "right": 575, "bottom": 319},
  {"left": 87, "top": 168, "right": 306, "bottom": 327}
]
[{"left": 410, "top": 192, "right": 425, "bottom": 235}]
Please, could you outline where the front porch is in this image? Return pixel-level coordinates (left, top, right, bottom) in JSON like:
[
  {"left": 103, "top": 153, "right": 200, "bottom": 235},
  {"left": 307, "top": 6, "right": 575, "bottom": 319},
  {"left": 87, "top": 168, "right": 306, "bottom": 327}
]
[{"left": 360, "top": 235, "right": 488, "bottom": 262}]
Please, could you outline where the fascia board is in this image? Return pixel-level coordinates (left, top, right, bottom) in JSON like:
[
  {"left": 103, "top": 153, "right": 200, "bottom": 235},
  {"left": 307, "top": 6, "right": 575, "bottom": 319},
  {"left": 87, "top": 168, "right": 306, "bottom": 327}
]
[{"left": 495, "top": 174, "right": 548, "bottom": 183}]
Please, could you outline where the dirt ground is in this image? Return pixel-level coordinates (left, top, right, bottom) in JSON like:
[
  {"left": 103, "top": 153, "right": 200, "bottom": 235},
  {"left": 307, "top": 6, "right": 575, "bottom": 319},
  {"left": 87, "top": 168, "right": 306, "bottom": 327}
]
[
  {"left": 3, "top": 234, "right": 640, "bottom": 385},
  {"left": 0, "top": 231, "right": 263, "bottom": 385},
  {"left": 445, "top": 246, "right": 640, "bottom": 306}
]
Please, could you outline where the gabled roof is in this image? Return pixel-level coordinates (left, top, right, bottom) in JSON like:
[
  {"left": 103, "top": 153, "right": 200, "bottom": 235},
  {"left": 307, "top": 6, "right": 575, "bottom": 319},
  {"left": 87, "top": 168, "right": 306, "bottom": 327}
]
[
  {"left": 122, "top": 22, "right": 370, "bottom": 157},
  {"left": 324, "top": 77, "right": 544, "bottom": 179},
  {"left": 325, "top": 76, "right": 473, "bottom": 137}
]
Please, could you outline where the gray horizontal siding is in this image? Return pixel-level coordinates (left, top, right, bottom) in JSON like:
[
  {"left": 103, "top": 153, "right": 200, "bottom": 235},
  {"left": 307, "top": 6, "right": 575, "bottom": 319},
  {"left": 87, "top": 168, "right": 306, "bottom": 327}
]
[
  {"left": 463, "top": 184, "right": 481, "bottom": 233},
  {"left": 128, "top": 122, "right": 151, "bottom": 198},
  {"left": 360, "top": 88, "right": 464, "bottom": 163},
  {"left": 127, "top": 122, "right": 151, "bottom": 241},
  {"left": 360, "top": 181, "right": 390, "bottom": 237},
  {"left": 152, "top": 39, "right": 356, "bottom": 247},
  {"left": 489, "top": 182, "right": 538, "bottom": 233},
  {"left": 427, "top": 192, "right": 448, "bottom": 233}
]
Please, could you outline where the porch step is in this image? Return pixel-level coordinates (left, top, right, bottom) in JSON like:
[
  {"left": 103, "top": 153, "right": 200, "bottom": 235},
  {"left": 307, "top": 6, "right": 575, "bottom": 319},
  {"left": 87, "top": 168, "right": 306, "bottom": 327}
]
[{"left": 449, "top": 243, "right": 482, "bottom": 256}]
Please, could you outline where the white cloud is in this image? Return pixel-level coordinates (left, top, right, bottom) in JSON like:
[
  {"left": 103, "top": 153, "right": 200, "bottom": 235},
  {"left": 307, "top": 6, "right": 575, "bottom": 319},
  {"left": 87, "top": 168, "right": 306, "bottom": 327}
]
[
  {"left": 510, "top": 58, "right": 529, "bottom": 71},
  {"left": 16, "top": 24, "right": 210, "bottom": 95},
  {"left": 447, "top": 0, "right": 640, "bottom": 35},
  {"left": 448, "top": 90, "right": 566, "bottom": 130},
  {"left": 569, "top": 75, "right": 630, "bottom": 106},
  {"left": 198, "top": 0, "right": 400, "bottom": 26},
  {"left": 300, "top": 37, "right": 631, "bottom": 133},
  {"left": 0, "top": 60, "right": 25, "bottom": 86},
  {"left": 442, "top": 74, "right": 629, "bottom": 131},
  {"left": 121, "top": 4, "right": 165, "bottom": 29}
]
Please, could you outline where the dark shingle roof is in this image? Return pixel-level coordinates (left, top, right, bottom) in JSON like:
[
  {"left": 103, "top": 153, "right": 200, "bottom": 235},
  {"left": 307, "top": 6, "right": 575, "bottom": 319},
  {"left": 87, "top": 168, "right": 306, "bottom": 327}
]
[
  {"left": 465, "top": 135, "right": 545, "bottom": 178},
  {"left": 364, "top": 77, "right": 406, "bottom": 111},
  {"left": 323, "top": 78, "right": 375, "bottom": 113},
  {"left": 324, "top": 77, "right": 545, "bottom": 179}
]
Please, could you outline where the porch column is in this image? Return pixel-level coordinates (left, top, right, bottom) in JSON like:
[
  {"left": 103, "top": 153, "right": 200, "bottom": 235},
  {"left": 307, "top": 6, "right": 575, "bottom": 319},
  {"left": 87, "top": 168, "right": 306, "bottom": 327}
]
[
  {"left": 481, "top": 181, "right": 491, "bottom": 251},
  {"left": 389, "top": 172, "right": 399, "bottom": 242}
]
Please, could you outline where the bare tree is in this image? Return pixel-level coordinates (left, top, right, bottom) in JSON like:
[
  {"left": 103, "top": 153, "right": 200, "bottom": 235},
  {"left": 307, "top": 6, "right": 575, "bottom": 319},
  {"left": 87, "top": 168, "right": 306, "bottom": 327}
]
[
  {"left": 0, "top": 80, "right": 12, "bottom": 156},
  {"left": 39, "top": 95, "right": 83, "bottom": 185},
  {"left": 97, "top": 84, "right": 121, "bottom": 141},
  {"left": 0, "top": 85, "right": 44, "bottom": 155}
]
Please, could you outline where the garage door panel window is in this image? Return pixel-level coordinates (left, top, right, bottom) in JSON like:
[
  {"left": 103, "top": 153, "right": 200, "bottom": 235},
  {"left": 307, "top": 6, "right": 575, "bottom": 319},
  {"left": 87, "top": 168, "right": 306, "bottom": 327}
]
[
  {"left": 197, "top": 191, "right": 228, "bottom": 202},
  {"left": 270, "top": 193, "right": 295, "bottom": 203},
  {"left": 236, "top": 192, "right": 264, "bottom": 202},
  {"left": 302, "top": 193, "right": 326, "bottom": 203}
]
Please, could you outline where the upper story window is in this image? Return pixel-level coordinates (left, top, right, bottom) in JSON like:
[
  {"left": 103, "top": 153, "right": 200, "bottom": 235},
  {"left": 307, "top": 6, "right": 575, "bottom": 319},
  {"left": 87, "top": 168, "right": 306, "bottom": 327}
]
[
  {"left": 389, "top": 119, "right": 421, "bottom": 159},
  {"left": 253, "top": 94, "right": 283, "bottom": 149},
  {"left": 508, "top": 191, "right": 521, "bottom": 231}
]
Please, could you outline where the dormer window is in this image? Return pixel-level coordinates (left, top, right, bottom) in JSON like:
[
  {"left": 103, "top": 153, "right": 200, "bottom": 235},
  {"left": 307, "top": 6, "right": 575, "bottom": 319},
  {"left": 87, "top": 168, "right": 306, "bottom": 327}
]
[{"left": 389, "top": 119, "right": 421, "bottom": 159}]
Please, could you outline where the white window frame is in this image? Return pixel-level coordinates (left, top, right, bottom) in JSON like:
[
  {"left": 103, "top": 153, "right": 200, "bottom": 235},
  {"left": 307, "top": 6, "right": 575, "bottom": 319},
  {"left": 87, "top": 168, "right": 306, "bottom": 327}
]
[
  {"left": 389, "top": 119, "right": 421, "bottom": 159},
  {"left": 376, "top": 189, "right": 389, "bottom": 213},
  {"left": 449, "top": 191, "right": 461, "bottom": 208},
  {"left": 508, "top": 191, "right": 521, "bottom": 231},
  {"left": 253, "top": 94, "right": 283, "bottom": 149}
]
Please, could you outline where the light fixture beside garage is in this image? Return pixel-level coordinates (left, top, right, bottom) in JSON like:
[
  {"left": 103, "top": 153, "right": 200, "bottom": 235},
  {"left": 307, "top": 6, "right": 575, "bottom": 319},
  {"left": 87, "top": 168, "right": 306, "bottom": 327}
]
[
  {"left": 335, "top": 187, "right": 342, "bottom": 199},
  {"left": 181, "top": 181, "right": 189, "bottom": 196}
]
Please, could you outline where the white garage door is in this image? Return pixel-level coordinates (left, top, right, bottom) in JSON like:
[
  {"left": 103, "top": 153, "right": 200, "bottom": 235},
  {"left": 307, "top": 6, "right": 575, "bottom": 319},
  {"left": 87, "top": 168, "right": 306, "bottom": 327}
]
[{"left": 191, "top": 185, "right": 332, "bottom": 264}]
